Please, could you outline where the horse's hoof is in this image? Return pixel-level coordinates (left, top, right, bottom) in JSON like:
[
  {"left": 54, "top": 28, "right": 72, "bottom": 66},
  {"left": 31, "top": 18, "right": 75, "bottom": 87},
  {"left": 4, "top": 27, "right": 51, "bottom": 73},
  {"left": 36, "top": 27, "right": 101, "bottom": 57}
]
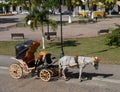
[
  {"left": 79, "top": 78, "right": 83, "bottom": 82},
  {"left": 80, "top": 80, "right": 83, "bottom": 82},
  {"left": 59, "top": 76, "right": 65, "bottom": 80},
  {"left": 65, "top": 78, "right": 69, "bottom": 81},
  {"left": 60, "top": 76, "right": 69, "bottom": 81}
]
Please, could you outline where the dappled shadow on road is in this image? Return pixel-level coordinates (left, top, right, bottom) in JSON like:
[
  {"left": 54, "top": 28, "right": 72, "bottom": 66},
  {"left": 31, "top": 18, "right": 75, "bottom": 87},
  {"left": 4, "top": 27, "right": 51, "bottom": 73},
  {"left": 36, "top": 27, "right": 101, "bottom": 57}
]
[
  {"left": 48, "top": 40, "right": 80, "bottom": 48},
  {"left": 65, "top": 72, "right": 113, "bottom": 81}
]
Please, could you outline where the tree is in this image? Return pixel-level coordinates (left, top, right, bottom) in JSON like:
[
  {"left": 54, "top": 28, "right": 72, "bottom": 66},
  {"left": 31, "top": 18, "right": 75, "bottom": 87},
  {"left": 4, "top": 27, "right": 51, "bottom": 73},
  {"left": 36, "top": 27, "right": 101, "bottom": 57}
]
[
  {"left": 9, "top": 0, "right": 58, "bottom": 49},
  {"left": 25, "top": 8, "right": 58, "bottom": 49},
  {"left": 63, "top": 0, "right": 82, "bottom": 23},
  {"left": 44, "top": 0, "right": 60, "bottom": 14},
  {"left": 99, "top": 0, "right": 116, "bottom": 14},
  {"left": 0, "top": 0, "right": 11, "bottom": 14},
  {"left": 105, "top": 0, "right": 115, "bottom": 3},
  {"left": 82, "top": 0, "right": 116, "bottom": 18}
]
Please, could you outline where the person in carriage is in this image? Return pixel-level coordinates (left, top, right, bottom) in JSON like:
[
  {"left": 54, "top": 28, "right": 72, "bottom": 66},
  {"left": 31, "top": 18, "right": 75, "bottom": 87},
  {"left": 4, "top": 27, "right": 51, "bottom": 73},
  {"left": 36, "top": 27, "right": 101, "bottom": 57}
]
[
  {"left": 9, "top": 40, "right": 57, "bottom": 80},
  {"left": 15, "top": 40, "right": 40, "bottom": 68},
  {"left": 15, "top": 40, "right": 53, "bottom": 68},
  {"left": 24, "top": 40, "right": 40, "bottom": 67}
]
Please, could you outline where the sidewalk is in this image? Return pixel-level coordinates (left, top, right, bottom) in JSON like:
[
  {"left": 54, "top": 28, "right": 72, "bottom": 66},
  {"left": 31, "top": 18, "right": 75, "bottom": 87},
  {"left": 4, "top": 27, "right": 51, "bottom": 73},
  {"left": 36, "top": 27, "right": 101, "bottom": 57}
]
[{"left": 1, "top": 14, "right": 120, "bottom": 41}]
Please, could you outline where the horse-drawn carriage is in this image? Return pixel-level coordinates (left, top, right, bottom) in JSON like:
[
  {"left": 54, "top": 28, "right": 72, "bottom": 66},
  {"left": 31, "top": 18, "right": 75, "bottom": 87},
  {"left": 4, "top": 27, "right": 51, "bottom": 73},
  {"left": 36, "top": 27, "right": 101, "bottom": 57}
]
[
  {"left": 9, "top": 40, "right": 100, "bottom": 82},
  {"left": 9, "top": 40, "right": 59, "bottom": 82}
]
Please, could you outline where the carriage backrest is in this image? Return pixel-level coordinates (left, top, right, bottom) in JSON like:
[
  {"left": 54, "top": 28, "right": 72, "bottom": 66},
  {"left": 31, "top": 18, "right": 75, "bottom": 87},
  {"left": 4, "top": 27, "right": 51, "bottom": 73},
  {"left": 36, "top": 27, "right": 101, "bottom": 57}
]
[
  {"left": 15, "top": 40, "right": 34, "bottom": 60},
  {"left": 44, "top": 53, "right": 52, "bottom": 64}
]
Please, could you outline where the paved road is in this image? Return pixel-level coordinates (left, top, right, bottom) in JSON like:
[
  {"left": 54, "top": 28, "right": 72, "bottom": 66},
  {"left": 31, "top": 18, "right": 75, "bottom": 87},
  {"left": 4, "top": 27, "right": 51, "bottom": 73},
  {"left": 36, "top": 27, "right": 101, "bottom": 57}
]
[
  {"left": 1, "top": 69, "right": 120, "bottom": 92},
  {"left": 0, "top": 55, "right": 120, "bottom": 92}
]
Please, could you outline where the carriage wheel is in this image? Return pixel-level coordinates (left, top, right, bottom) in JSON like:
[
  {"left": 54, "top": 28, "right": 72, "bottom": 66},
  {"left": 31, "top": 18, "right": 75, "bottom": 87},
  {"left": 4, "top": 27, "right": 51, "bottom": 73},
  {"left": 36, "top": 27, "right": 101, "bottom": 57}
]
[
  {"left": 39, "top": 69, "right": 51, "bottom": 82},
  {"left": 9, "top": 64, "right": 23, "bottom": 79}
]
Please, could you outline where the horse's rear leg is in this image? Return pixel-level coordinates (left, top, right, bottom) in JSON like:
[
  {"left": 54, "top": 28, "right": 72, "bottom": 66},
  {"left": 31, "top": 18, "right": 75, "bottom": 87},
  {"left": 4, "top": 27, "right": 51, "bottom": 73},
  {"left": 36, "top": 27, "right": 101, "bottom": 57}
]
[
  {"left": 62, "top": 67, "right": 68, "bottom": 80},
  {"left": 79, "top": 67, "right": 83, "bottom": 82}
]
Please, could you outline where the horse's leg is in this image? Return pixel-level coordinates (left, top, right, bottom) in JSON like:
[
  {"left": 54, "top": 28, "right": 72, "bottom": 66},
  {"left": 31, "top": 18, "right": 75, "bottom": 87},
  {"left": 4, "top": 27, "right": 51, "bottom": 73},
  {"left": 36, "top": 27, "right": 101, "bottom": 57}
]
[
  {"left": 79, "top": 66, "right": 83, "bottom": 82},
  {"left": 58, "top": 68, "right": 62, "bottom": 77},
  {"left": 62, "top": 66, "right": 67, "bottom": 80}
]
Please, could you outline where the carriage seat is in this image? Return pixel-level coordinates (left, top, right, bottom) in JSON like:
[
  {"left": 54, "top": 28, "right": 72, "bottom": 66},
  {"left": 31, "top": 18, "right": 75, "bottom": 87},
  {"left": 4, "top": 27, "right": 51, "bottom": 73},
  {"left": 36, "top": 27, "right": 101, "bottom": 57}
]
[
  {"left": 27, "top": 60, "right": 36, "bottom": 67},
  {"left": 37, "top": 51, "right": 56, "bottom": 67},
  {"left": 44, "top": 53, "right": 52, "bottom": 64}
]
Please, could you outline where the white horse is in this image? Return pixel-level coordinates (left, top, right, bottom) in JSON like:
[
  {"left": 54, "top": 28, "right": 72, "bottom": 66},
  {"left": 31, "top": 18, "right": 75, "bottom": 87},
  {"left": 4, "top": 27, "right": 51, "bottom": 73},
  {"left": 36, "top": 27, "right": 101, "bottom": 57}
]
[{"left": 58, "top": 56, "right": 100, "bottom": 81}]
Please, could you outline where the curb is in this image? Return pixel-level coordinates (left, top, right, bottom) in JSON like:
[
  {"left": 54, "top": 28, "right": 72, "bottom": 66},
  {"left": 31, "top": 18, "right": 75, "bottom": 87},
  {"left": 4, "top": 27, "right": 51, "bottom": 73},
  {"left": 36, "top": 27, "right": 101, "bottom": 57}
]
[{"left": 0, "top": 66, "right": 9, "bottom": 70}]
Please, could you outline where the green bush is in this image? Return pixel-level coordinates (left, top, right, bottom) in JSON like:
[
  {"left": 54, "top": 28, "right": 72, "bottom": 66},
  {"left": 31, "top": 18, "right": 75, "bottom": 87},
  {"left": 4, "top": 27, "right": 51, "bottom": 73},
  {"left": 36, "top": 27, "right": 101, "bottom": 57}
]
[{"left": 105, "top": 25, "right": 120, "bottom": 46}]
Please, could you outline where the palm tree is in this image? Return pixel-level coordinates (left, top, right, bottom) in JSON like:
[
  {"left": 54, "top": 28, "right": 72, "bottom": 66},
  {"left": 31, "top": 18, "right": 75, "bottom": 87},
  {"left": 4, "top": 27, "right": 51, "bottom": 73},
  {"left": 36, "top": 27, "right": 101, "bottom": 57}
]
[
  {"left": 9, "top": 0, "right": 58, "bottom": 49},
  {"left": 25, "top": 8, "right": 58, "bottom": 49}
]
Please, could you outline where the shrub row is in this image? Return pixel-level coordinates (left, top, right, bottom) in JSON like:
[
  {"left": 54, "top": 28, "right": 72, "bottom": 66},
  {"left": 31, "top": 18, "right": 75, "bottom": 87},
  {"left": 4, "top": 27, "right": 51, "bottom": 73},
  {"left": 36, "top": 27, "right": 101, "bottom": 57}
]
[{"left": 105, "top": 25, "right": 120, "bottom": 46}]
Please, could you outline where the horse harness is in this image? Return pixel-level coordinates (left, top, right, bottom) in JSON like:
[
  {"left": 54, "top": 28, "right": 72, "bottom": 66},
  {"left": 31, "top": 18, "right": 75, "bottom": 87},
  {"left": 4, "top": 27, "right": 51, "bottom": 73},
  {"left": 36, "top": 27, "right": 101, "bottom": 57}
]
[{"left": 74, "top": 56, "right": 79, "bottom": 68}]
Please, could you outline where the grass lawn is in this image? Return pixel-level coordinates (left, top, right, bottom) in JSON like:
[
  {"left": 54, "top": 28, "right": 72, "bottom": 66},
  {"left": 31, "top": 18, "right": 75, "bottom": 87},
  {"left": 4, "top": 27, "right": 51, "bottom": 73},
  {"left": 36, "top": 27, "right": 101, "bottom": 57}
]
[{"left": 0, "top": 36, "right": 120, "bottom": 64}]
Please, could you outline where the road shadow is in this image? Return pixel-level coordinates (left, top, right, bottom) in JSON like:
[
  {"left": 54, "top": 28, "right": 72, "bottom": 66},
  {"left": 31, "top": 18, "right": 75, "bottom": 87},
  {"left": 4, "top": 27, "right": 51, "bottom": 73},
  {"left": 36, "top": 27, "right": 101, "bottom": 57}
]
[
  {"left": 48, "top": 71, "right": 113, "bottom": 82},
  {"left": 65, "top": 72, "right": 113, "bottom": 81}
]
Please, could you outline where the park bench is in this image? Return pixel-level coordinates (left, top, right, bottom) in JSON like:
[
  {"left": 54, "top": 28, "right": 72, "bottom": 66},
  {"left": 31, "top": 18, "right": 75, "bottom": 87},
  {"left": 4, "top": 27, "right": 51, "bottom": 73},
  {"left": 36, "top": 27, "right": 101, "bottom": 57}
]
[
  {"left": 98, "top": 29, "right": 109, "bottom": 35},
  {"left": 44, "top": 32, "right": 57, "bottom": 39},
  {"left": 11, "top": 33, "right": 24, "bottom": 39}
]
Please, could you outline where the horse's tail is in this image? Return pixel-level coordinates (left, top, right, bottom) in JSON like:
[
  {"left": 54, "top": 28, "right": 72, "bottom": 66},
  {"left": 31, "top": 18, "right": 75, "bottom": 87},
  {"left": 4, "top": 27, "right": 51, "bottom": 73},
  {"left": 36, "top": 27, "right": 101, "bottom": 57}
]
[{"left": 58, "top": 59, "right": 62, "bottom": 69}]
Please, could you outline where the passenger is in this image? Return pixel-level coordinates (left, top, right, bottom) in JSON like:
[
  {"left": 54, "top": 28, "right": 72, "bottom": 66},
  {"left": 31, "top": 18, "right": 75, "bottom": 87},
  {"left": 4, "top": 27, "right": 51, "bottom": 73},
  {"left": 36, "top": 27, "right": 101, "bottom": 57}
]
[{"left": 24, "top": 40, "right": 40, "bottom": 67}]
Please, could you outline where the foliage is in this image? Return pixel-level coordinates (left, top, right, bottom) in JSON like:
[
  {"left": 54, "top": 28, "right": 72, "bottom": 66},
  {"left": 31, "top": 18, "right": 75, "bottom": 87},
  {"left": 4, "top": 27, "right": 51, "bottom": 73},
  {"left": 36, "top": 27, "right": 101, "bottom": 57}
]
[
  {"left": 105, "top": 24, "right": 120, "bottom": 46},
  {"left": 44, "top": 0, "right": 59, "bottom": 10},
  {"left": 105, "top": 0, "right": 115, "bottom": 4},
  {"left": 8, "top": 0, "right": 42, "bottom": 10},
  {"left": 25, "top": 8, "right": 57, "bottom": 31},
  {"left": 63, "top": 0, "right": 82, "bottom": 11}
]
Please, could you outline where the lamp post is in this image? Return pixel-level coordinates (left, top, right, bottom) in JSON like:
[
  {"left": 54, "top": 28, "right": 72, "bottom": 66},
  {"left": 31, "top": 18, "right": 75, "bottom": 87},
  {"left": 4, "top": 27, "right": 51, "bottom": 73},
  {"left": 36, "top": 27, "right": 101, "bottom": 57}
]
[
  {"left": 47, "top": 16, "right": 50, "bottom": 40},
  {"left": 47, "top": 0, "right": 50, "bottom": 40},
  {"left": 59, "top": 0, "right": 64, "bottom": 58}
]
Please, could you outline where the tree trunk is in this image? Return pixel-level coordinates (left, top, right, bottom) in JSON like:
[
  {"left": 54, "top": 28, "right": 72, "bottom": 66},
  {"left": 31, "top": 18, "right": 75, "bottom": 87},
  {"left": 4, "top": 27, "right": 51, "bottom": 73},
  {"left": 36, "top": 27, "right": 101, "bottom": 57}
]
[
  {"left": 42, "top": 34, "right": 45, "bottom": 49},
  {"left": 68, "top": 15, "right": 72, "bottom": 23},
  {"left": 41, "top": 26, "right": 45, "bottom": 49},
  {"left": 78, "top": 6, "right": 81, "bottom": 12},
  {"left": 73, "top": 8, "right": 76, "bottom": 17}
]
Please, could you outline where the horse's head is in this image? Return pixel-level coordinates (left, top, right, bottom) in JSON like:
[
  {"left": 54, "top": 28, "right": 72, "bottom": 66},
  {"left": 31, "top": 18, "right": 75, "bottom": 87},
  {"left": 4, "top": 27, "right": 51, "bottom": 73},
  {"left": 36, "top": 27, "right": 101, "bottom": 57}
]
[{"left": 93, "top": 57, "right": 100, "bottom": 70}]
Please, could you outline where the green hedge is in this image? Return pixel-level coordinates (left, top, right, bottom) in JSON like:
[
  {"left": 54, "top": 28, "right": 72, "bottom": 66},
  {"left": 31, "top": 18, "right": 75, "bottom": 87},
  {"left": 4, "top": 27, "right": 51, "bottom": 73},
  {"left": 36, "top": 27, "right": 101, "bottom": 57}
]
[{"left": 105, "top": 25, "right": 120, "bottom": 46}]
